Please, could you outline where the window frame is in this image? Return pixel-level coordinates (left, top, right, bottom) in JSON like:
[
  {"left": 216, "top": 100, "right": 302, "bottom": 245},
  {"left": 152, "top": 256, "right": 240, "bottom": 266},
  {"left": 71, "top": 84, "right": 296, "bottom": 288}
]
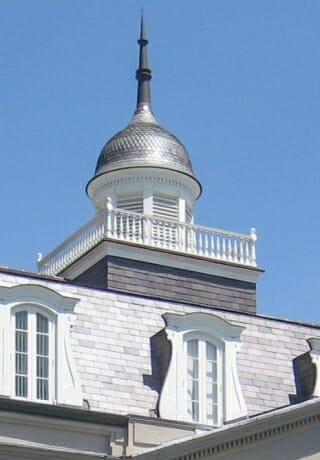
[
  {"left": 12, "top": 305, "right": 56, "bottom": 403},
  {"left": 183, "top": 332, "right": 223, "bottom": 425},
  {"left": 159, "top": 312, "right": 247, "bottom": 426},
  {"left": 0, "top": 283, "right": 83, "bottom": 407}
]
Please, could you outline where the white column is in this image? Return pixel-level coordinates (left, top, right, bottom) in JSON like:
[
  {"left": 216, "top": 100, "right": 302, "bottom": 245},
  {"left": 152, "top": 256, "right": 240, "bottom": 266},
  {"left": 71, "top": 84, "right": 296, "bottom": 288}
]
[
  {"left": 143, "top": 184, "right": 153, "bottom": 215},
  {"left": 178, "top": 197, "right": 185, "bottom": 223}
]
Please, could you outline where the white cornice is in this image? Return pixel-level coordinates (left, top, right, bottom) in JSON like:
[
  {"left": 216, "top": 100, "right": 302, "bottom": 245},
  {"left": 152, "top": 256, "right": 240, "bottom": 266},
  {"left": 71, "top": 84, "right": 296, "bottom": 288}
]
[
  {"left": 87, "top": 167, "right": 201, "bottom": 203},
  {"left": 132, "top": 398, "right": 320, "bottom": 460},
  {"left": 62, "top": 239, "right": 262, "bottom": 284}
]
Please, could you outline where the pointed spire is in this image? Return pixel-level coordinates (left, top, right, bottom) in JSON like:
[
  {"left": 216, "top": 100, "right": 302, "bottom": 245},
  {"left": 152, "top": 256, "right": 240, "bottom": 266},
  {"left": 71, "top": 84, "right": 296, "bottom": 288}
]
[{"left": 135, "top": 12, "right": 152, "bottom": 112}]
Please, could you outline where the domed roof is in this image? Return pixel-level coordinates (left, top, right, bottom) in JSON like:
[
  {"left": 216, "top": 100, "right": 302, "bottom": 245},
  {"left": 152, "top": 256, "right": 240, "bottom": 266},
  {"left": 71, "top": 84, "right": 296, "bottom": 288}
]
[
  {"left": 94, "top": 106, "right": 195, "bottom": 177},
  {"left": 90, "top": 15, "right": 200, "bottom": 190}
]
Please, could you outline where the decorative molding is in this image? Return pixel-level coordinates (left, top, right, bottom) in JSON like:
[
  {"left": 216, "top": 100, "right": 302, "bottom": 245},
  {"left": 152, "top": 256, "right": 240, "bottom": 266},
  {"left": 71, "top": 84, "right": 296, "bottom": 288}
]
[
  {"left": 58, "top": 240, "right": 261, "bottom": 285},
  {"left": 133, "top": 400, "right": 320, "bottom": 460},
  {"left": 158, "top": 312, "right": 247, "bottom": 425},
  {"left": 87, "top": 167, "right": 199, "bottom": 214},
  {"left": 170, "top": 413, "right": 320, "bottom": 460},
  {"left": 307, "top": 337, "right": 320, "bottom": 397}
]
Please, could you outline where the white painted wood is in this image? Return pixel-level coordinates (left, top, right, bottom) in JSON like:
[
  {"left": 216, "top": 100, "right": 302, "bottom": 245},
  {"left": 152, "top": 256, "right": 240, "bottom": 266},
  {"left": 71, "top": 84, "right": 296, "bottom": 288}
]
[
  {"left": 158, "top": 312, "right": 247, "bottom": 425},
  {"left": 0, "top": 284, "right": 83, "bottom": 406},
  {"left": 38, "top": 208, "right": 258, "bottom": 276}
]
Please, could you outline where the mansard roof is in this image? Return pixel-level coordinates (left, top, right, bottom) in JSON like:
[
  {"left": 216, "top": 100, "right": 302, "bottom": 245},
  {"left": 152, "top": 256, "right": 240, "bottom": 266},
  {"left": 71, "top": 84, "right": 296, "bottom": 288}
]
[{"left": 1, "top": 267, "right": 319, "bottom": 420}]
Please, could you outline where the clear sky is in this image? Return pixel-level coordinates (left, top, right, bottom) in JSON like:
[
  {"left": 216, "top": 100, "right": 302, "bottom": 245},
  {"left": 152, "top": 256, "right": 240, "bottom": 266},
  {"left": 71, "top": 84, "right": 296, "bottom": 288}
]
[{"left": 1, "top": 1, "right": 320, "bottom": 323}]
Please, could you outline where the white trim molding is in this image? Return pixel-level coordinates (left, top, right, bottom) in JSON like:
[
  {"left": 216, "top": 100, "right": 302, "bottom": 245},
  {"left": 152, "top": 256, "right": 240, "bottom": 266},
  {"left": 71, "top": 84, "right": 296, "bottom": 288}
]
[
  {"left": 0, "top": 284, "right": 83, "bottom": 406},
  {"left": 307, "top": 338, "right": 320, "bottom": 397},
  {"left": 158, "top": 312, "right": 247, "bottom": 425}
]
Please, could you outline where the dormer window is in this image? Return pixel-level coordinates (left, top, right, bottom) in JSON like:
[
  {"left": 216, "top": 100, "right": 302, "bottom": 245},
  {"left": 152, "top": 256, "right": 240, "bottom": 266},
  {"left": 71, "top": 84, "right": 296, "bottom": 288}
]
[
  {"left": 0, "top": 284, "right": 83, "bottom": 406},
  {"left": 14, "top": 309, "right": 54, "bottom": 401},
  {"left": 159, "top": 312, "right": 247, "bottom": 426}
]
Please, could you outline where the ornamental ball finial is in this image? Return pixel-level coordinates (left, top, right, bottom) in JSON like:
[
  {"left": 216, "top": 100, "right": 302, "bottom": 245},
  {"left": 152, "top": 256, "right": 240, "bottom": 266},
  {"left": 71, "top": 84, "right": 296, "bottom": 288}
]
[
  {"left": 250, "top": 227, "right": 257, "bottom": 242},
  {"left": 106, "top": 196, "right": 113, "bottom": 211}
]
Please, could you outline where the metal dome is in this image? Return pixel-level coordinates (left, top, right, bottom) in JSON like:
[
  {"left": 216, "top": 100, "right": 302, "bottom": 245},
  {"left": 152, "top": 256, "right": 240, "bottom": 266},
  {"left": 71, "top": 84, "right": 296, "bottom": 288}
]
[
  {"left": 94, "top": 106, "right": 195, "bottom": 177},
  {"left": 90, "top": 15, "right": 200, "bottom": 189}
]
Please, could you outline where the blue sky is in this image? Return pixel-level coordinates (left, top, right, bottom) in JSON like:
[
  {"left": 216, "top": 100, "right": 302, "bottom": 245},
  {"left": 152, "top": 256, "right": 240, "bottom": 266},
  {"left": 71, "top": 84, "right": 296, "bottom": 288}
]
[{"left": 1, "top": 1, "right": 320, "bottom": 323}]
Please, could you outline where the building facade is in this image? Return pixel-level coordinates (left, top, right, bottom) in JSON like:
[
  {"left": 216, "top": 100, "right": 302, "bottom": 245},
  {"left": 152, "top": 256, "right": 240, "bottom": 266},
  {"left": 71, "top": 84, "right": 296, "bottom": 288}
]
[{"left": 1, "top": 17, "right": 320, "bottom": 460}]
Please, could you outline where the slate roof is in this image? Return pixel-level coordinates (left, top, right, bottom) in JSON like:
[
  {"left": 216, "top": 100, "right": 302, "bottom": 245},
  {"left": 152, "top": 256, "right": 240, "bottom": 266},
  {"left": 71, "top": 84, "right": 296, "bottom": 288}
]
[{"left": 1, "top": 269, "right": 319, "bottom": 419}]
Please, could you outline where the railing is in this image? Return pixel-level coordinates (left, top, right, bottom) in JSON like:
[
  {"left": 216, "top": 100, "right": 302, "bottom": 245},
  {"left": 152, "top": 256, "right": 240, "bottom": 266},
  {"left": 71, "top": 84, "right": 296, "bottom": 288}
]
[{"left": 37, "top": 207, "right": 257, "bottom": 275}]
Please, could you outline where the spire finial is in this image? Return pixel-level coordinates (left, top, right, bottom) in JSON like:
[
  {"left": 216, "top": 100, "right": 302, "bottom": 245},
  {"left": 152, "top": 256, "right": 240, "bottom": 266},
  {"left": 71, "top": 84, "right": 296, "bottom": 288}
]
[{"left": 135, "top": 12, "right": 152, "bottom": 111}]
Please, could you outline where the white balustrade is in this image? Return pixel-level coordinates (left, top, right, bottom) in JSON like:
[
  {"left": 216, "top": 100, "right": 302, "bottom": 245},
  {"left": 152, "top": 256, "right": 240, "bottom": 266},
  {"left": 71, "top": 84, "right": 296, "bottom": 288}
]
[{"left": 37, "top": 208, "right": 257, "bottom": 275}]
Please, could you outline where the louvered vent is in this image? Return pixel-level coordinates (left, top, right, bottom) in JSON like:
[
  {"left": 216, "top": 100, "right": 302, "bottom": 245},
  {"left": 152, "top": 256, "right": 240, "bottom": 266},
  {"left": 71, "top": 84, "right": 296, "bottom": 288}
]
[
  {"left": 116, "top": 194, "right": 143, "bottom": 213},
  {"left": 153, "top": 194, "right": 178, "bottom": 221},
  {"left": 115, "top": 194, "right": 143, "bottom": 240},
  {"left": 186, "top": 205, "right": 193, "bottom": 224},
  {"left": 152, "top": 194, "right": 178, "bottom": 246}
]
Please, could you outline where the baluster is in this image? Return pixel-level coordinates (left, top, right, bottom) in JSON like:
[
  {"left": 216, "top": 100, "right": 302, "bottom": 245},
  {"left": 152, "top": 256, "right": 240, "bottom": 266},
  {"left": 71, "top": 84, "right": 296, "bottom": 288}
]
[
  {"left": 168, "top": 223, "right": 172, "bottom": 248},
  {"left": 186, "top": 227, "right": 191, "bottom": 252},
  {"left": 222, "top": 237, "right": 226, "bottom": 260},
  {"left": 170, "top": 223, "right": 175, "bottom": 249},
  {"left": 106, "top": 197, "right": 113, "bottom": 238},
  {"left": 138, "top": 217, "right": 142, "bottom": 244},
  {"left": 239, "top": 239, "right": 244, "bottom": 264},
  {"left": 156, "top": 221, "right": 160, "bottom": 246},
  {"left": 146, "top": 217, "right": 151, "bottom": 245},
  {"left": 215, "top": 235, "right": 220, "bottom": 259},
  {"left": 233, "top": 239, "right": 238, "bottom": 263},
  {"left": 178, "top": 224, "right": 184, "bottom": 251},
  {"left": 160, "top": 221, "right": 164, "bottom": 247},
  {"left": 244, "top": 240, "right": 249, "bottom": 265},
  {"left": 193, "top": 230, "right": 198, "bottom": 254},
  {"left": 199, "top": 232, "right": 203, "bottom": 255},
  {"left": 119, "top": 214, "right": 124, "bottom": 240},
  {"left": 124, "top": 215, "right": 129, "bottom": 240},
  {"left": 132, "top": 215, "right": 137, "bottom": 242},
  {"left": 164, "top": 222, "right": 168, "bottom": 248},
  {"left": 228, "top": 238, "right": 232, "bottom": 261},
  {"left": 250, "top": 227, "right": 257, "bottom": 266},
  {"left": 204, "top": 233, "right": 209, "bottom": 256},
  {"left": 210, "top": 234, "right": 215, "bottom": 258}
]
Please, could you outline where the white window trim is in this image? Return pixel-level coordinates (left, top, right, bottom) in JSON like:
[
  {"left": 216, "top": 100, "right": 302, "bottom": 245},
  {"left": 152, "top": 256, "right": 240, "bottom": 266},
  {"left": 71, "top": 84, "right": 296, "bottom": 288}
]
[
  {"left": 0, "top": 284, "right": 83, "bottom": 406},
  {"left": 12, "top": 305, "right": 55, "bottom": 403},
  {"left": 184, "top": 331, "right": 223, "bottom": 425},
  {"left": 158, "top": 312, "right": 247, "bottom": 425}
]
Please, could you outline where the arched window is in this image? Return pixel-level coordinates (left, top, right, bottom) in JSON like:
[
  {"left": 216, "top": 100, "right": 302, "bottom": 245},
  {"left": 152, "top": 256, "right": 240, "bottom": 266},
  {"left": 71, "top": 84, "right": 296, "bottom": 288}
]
[
  {"left": 159, "top": 312, "right": 247, "bottom": 426},
  {"left": 0, "top": 284, "right": 83, "bottom": 407},
  {"left": 185, "top": 336, "right": 221, "bottom": 425},
  {"left": 14, "top": 308, "right": 54, "bottom": 402}
]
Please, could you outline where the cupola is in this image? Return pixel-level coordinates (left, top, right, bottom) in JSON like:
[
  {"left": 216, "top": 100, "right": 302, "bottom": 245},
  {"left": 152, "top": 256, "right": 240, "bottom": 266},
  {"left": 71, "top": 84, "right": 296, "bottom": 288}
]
[{"left": 86, "top": 16, "right": 201, "bottom": 224}]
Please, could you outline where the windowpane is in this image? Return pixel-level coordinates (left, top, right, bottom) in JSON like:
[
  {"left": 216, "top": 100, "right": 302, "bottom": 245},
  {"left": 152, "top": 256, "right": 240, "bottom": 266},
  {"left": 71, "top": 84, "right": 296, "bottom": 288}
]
[
  {"left": 37, "top": 356, "right": 49, "bottom": 378},
  {"left": 37, "top": 379, "right": 49, "bottom": 400},
  {"left": 16, "top": 353, "right": 28, "bottom": 374},
  {"left": 16, "top": 311, "right": 28, "bottom": 330},
  {"left": 187, "top": 378, "right": 199, "bottom": 401},
  {"left": 15, "top": 311, "right": 28, "bottom": 398},
  {"left": 14, "top": 310, "right": 52, "bottom": 401},
  {"left": 206, "top": 360, "right": 217, "bottom": 382},
  {"left": 37, "top": 334, "right": 49, "bottom": 356},
  {"left": 16, "top": 331, "right": 28, "bottom": 352},
  {"left": 187, "top": 340, "right": 198, "bottom": 358},
  {"left": 187, "top": 357, "right": 199, "bottom": 379},
  {"left": 206, "top": 403, "right": 218, "bottom": 425},
  {"left": 206, "top": 382, "right": 218, "bottom": 403},
  {"left": 37, "top": 313, "right": 48, "bottom": 333},
  {"left": 188, "top": 401, "right": 199, "bottom": 422},
  {"left": 186, "top": 338, "right": 220, "bottom": 425},
  {"left": 206, "top": 342, "right": 216, "bottom": 361},
  {"left": 16, "top": 376, "right": 28, "bottom": 397}
]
